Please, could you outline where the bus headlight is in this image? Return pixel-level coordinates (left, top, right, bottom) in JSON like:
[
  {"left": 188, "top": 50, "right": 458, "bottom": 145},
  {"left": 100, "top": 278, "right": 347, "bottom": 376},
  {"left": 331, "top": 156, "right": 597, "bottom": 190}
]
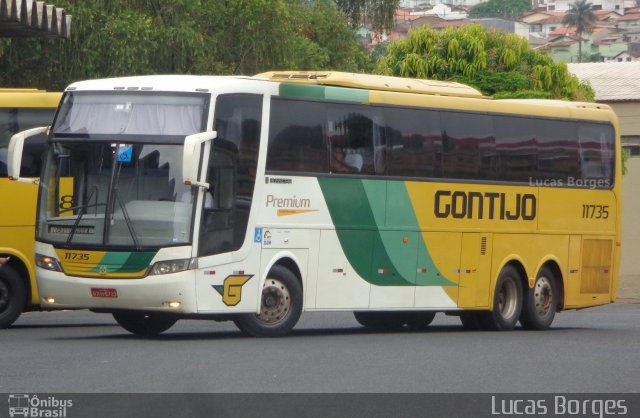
[
  {"left": 36, "top": 254, "right": 63, "bottom": 272},
  {"left": 149, "top": 259, "right": 193, "bottom": 275}
]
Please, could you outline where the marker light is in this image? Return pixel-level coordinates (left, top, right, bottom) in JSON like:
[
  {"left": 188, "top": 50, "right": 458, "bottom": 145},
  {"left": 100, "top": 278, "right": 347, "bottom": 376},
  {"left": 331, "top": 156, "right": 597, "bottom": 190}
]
[
  {"left": 36, "top": 254, "right": 63, "bottom": 272},
  {"left": 164, "top": 301, "right": 181, "bottom": 309},
  {"left": 44, "top": 297, "right": 56, "bottom": 304}
]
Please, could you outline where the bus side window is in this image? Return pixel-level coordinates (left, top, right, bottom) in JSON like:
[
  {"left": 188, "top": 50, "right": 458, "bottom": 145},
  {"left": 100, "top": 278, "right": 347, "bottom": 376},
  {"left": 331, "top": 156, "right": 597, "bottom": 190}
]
[{"left": 326, "top": 106, "right": 375, "bottom": 175}]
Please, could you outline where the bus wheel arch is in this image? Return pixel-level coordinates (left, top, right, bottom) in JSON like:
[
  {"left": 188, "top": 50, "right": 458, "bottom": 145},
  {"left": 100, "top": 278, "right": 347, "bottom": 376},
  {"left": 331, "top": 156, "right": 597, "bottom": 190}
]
[
  {"left": 520, "top": 262, "right": 562, "bottom": 330},
  {"left": 271, "top": 257, "right": 303, "bottom": 290},
  {"left": 233, "top": 261, "right": 303, "bottom": 337}
]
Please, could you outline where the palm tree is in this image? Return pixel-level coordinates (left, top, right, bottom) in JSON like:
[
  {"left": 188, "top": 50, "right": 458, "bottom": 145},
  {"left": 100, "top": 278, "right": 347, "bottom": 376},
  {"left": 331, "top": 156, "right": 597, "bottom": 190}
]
[{"left": 562, "top": 0, "right": 599, "bottom": 62}]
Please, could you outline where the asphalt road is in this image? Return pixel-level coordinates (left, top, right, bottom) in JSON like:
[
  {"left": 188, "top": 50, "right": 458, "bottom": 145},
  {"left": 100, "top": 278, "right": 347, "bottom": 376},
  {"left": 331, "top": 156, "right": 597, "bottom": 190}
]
[{"left": 1, "top": 304, "right": 638, "bottom": 394}]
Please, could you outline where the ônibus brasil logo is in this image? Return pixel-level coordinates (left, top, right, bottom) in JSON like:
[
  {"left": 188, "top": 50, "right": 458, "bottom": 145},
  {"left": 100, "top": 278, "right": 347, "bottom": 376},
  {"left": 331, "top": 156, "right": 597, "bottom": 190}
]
[{"left": 8, "top": 394, "right": 73, "bottom": 418}]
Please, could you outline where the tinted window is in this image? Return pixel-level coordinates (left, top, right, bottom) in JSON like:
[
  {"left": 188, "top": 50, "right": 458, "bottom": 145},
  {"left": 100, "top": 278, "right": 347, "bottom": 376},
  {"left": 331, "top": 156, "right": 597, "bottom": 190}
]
[
  {"left": 441, "top": 112, "right": 496, "bottom": 180},
  {"left": 537, "top": 120, "right": 579, "bottom": 180},
  {"left": 578, "top": 124, "right": 614, "bottom": 181},
  {"left": 495, "top": 116, "right": 537, "bottom": 182},
  {"left": 327, "top": 104, "right": 379, "bottom": 174},
  {"left": 267, "top": 99, "right": 326, "bottom": 173},
  {"left": 1, "top": 108, "right": 55, "bottom": 177},
  {"left": 265, "top": 98, "right": 615, "bottom": 189},
  {"left": 385, "top": 107, "right": 442, "bottom": 178}
]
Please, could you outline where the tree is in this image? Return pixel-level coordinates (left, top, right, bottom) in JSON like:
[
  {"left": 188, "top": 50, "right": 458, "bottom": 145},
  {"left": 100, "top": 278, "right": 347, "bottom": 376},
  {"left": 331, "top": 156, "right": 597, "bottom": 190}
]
[
  {"left": 0, "top": 0, "right": 372, "bottom": 89},
  {"left": 562, "top": 0, "right": 598, "bottom": 63},
  {"left": 376, "top": 24, "right": 594, "bottom": 101},
  {"left": 468, "top": 0, "right": 530, "bottom": 20},
  {"left": 335, "top": 0, "right": 400, "bottom": 34}
]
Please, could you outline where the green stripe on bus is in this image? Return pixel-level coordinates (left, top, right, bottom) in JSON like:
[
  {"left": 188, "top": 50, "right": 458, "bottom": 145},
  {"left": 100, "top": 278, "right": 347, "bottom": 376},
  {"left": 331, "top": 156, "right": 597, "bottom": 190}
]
[
  {"left": 385, "top": 181, "right": 455, "bottom": 287},
  {"left": 324, "top": 86, "right": 369, "bottom": 103},
  {"left": 279, "top": 84, "right": 369, "bottom": 103},
  {"left": 279, "top": 84, "right": 326, "bottom": 99},
  {"left": 89, "top": 251, "right": 156, "bottom": 273},
  {"left": 318, "top": 177, "right": 453, "bottom": 286}
]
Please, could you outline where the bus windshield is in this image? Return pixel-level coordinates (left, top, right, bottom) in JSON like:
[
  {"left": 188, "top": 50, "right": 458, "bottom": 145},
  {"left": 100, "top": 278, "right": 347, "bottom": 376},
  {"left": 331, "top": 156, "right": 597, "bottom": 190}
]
[
  {"left": 37, "top": 141, "right": 195, "bottom": 248},
  {"left": 52, "top": 92, "right": 205, "bottom": 136},
  {"left": 36, "top": 91, "right": 209, "bottom": 248}
]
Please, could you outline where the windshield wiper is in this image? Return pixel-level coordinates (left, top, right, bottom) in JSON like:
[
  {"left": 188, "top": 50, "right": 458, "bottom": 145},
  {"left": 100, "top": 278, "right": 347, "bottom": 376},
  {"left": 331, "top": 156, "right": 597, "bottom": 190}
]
[
  {"left": 111, "top": 187, "right": 141, "bottom": 249},
  {"left": 66, "top": 186, "right": 99, "bottom": 245}
]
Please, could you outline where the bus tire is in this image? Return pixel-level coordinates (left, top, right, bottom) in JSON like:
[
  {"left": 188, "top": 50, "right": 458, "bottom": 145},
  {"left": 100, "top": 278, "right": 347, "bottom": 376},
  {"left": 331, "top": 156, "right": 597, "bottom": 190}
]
[
  {"left": 480, "top": 265, "right": 523, "bottom": 331},
  {"left": 0, "top": 265, "right": 26, "bottom": 329},
  {"left": 404, "top": 312, "right": 436, "bottom": 330},
  {"left": 520, "top": 267, "right": 557, "bottom": 330},
  {"left": 112, "top": 311, "right": 178, "bottom": 337},
  {"left": 353, "top": 312, "right": 406, "bottom": 331},
  {"left": 233, "top": 265, "right": 302, "bottom": 337}
]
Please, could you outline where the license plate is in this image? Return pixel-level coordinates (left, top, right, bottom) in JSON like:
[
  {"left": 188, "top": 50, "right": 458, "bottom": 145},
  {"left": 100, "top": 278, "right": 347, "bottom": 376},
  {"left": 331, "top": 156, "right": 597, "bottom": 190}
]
[{"left": 90, "top": 288, "right": 118, "bottom": 298}]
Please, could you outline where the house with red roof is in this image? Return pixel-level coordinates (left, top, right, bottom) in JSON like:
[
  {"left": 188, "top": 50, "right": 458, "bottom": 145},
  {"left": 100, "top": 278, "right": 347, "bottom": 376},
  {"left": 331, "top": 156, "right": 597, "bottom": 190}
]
[{"left": 540, "top": 0, "right": 625, "bottom": 14}]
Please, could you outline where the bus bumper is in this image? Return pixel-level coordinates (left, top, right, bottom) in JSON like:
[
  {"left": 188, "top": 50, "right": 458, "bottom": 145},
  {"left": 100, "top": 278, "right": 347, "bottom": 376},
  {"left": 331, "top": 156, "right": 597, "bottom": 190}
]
[{"left": 35, "top": 268, "right": 198, "bottom": 313}]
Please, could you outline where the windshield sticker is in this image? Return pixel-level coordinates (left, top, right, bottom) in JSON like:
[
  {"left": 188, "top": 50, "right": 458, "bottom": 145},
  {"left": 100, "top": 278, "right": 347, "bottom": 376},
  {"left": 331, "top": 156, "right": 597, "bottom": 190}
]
[{"left": 116, "top": 144, "right": 133, "bottom": 163}]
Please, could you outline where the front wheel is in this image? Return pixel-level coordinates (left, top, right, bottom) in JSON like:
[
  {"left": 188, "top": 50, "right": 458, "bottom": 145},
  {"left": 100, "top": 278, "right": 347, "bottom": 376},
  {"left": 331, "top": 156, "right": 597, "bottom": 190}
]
[
  {"left": 520, "top": 267, "right": 557, "bottom": 330},
  {"left": 480, "top": 265, "right": 523, "bottom": 331},
  {"left": 233, "top": 265, "right": 302, "bottom": 337},
  {"left": 112, "top": 311, "right": 178, "bottom": 337},
  {"left": 0, "top": 265, "right": 26, "bottom": 329}
]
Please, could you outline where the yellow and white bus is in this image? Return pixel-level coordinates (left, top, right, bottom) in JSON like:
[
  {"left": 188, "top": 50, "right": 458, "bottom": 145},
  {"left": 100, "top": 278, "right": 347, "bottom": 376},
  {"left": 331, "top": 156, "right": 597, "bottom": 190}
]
[
  {"left": 1, "top": 88, "right": 61, "bottom": 328},
  {"left": 8, "top": 72, "right": 621, "bottom": 336}
]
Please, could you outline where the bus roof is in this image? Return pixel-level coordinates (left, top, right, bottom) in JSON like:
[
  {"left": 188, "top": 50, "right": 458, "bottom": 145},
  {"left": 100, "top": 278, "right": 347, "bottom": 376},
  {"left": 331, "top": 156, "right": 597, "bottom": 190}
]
[
  {"left": 60, "top": 73, "right": 617, "bottom": 124},
  {"left": 256, "top": 71, "right": 485, "bottom": 99},
  {"left": 64, "top": 75, "right": 261, "bottom": 93}
]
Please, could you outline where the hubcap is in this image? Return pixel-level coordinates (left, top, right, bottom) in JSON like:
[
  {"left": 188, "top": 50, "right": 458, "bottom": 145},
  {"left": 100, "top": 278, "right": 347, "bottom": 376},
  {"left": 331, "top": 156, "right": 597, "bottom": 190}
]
[
  {"left": 0, "top": 280, "right": 9, "bottom": 311},
  {"left": 534, "top": 276, "right": 553, "bottom": 318},
  {"left": 498, "top": 277, "right": 518, "bottom": 320},
  {"left": 257, "top": 278, "right": 291, "bottom": 325}
]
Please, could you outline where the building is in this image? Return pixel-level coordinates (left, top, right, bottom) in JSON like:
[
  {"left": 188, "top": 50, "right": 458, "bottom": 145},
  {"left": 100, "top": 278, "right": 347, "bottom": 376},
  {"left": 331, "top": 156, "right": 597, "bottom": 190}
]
[
  {"left": 0, "top": 0, "right": 71, "bottom": 38},
  {"left": 568, "top": 62, "right": 640, "bottom": 145},
  {"left": 539, "top": 0, "right": 625, "bottom": 13}
]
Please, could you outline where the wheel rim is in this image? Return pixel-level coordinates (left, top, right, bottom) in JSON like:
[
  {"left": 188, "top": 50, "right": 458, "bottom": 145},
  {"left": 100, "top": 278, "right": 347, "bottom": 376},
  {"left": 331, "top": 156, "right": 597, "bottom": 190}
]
[
  {"left": 257, "top": 278, "right": 291, "bottom": 325},
  {"left": 534, "top": 276, "right": 553, "bottom": 318},
  {"left": 0, "top": 279, "right": 9, "bottom": 311},
  {"left": 497, "top": 277, "right": 518, "bottom": 320}
]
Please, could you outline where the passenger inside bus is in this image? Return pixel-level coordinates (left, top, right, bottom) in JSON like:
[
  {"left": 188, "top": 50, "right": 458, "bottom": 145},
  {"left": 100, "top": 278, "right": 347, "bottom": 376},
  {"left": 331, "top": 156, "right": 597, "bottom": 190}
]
[{"left": 330, "top": 147, "right": 361, "bottom": 173}]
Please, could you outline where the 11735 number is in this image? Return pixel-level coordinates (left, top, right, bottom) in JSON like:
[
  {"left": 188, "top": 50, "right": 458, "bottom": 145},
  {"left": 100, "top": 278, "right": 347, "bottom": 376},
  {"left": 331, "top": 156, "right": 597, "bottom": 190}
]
[{"left": 582, "top": 204, "right": 609, "bottom": 219}]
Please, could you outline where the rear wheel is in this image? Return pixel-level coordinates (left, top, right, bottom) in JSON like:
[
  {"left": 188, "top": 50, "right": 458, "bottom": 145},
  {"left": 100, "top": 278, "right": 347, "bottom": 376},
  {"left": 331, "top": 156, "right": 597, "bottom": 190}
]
[
  {"left": 233, "top": 265, "right": 302, "bottom": 337},
  {"left": 112, "top": 311, "right": 178, "bottom": 336},
  {"left": 520, "top": 267, "right": 557, "bottom": 330},
  {"left": 0, "top": 265, "right": 26, "bottom": 329},
  {"left": 480, "top": 265, "right": 523, "bottom": 331}
]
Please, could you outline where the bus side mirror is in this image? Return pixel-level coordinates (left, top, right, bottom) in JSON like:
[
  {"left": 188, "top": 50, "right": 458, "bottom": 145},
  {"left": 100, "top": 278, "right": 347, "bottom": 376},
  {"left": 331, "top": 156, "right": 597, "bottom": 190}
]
[
  {"left": 183, "top": 131, "right": 216, "bottom": 188},
  {"left": 8, "top": 126, "right": 49, "bottom": 184}
]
